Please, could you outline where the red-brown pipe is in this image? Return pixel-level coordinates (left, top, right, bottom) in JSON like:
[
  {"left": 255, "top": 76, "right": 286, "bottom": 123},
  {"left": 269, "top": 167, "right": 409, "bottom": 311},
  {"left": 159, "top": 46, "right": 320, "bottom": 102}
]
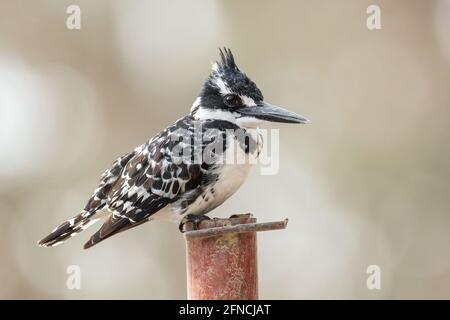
[{"left": 184, "top": 214, "right": 287, "bottom": 300}]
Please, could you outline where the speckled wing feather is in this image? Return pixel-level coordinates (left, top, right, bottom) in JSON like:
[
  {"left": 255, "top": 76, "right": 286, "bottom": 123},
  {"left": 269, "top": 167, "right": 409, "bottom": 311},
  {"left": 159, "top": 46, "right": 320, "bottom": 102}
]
[
  {"left": 38, "top": 151, "right": 136, "bottom": 247},
  {"left": 83, "top": 116, "right": 209, "bottom": 248}
]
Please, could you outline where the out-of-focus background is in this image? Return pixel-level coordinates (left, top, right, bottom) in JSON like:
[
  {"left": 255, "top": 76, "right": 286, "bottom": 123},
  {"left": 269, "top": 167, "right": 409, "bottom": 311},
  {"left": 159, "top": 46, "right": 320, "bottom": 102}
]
[{"left": 1, "top": 0, "right": 449, "bottom": 299}]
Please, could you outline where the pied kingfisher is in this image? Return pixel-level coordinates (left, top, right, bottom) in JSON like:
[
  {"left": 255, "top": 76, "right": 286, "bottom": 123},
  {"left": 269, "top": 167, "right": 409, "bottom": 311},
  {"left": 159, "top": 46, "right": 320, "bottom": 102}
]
[{"left": 38, "top": 48, "right": 309, "bottom": 249}]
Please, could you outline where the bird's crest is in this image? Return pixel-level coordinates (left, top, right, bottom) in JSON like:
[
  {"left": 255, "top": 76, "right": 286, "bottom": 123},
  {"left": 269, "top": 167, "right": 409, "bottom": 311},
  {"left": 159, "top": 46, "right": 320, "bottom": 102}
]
[{"left": 212, "top": 47, "right": 240, "bottom": 73}]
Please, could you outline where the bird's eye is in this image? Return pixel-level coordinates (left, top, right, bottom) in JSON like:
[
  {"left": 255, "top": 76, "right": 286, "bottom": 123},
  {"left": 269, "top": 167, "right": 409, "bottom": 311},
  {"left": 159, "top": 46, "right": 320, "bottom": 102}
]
[{"left": 223, "top": 94, "right": 242, "bottom": 108}]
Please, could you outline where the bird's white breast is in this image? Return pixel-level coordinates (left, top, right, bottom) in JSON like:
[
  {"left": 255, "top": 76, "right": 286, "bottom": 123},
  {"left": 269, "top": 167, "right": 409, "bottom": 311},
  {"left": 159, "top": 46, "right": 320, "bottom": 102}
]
[{"left": 178, "top": 128, "right": 262, "bottom": 218}]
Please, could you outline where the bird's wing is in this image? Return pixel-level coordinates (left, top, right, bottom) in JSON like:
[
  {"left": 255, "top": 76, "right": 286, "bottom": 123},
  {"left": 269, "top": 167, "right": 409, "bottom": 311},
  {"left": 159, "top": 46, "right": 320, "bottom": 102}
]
[
  {"left": 84, "top": 151, "right": 136, "bottom": 214},
  {"left": 84, "top": 118, "right": 207, "bottom": 248}
]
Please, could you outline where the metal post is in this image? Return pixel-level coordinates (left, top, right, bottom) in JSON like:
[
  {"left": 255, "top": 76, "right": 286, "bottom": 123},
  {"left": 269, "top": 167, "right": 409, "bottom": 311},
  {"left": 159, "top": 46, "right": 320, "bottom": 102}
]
[{"left": 184, "top": 214, "right": 288, "bottom": 300}]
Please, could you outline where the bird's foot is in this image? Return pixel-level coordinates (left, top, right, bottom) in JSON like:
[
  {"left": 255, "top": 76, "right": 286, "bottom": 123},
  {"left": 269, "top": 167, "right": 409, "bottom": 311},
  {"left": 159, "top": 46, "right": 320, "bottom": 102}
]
[
  {"left": 229, "top": 213, "right": 253, "bottom": 219},
  {"left": 179, "top": 214, "right": 211, "bottom": 233}
]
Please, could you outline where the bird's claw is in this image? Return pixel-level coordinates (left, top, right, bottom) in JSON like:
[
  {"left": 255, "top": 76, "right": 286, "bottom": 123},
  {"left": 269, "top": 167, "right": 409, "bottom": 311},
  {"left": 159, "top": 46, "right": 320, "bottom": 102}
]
[
  {"left": 229, "top": 213, "right": 252, "bottom": 219},
  {"left": 179, "top": 214, "right": 211, "bottom": 233}
]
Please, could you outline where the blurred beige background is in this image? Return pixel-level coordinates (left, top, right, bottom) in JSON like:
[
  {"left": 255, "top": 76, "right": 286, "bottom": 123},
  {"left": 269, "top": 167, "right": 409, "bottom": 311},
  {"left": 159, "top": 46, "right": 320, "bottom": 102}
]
[{"left": 1, "top": 0, "right": 449, "bottom": 299}]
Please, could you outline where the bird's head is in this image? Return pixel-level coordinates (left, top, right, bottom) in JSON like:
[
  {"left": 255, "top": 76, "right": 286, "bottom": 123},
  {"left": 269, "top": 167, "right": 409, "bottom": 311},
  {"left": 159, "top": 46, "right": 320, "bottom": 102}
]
[{"left": 191, "top": 48, "right": 309, "bottom": 128}]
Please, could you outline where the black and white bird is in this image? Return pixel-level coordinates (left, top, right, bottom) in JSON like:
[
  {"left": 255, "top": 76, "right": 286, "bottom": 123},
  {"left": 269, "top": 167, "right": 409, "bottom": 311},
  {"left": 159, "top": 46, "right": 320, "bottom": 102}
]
[{"left": 38, "top": 48, "right": 309, "bottom": 249}]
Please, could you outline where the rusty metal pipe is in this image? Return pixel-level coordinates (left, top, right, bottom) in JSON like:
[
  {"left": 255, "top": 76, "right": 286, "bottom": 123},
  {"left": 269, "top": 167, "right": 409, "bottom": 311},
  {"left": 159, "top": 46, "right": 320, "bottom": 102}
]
[{"left": 184, "top": 214, "right": 288, "bottom": 300}]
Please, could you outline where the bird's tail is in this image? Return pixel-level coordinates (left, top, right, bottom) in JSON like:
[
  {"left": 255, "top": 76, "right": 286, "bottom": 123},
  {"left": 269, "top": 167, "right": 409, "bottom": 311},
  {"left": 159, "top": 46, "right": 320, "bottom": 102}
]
[{"left": 38, "top": 210, "right": 99, "bottom": 247}]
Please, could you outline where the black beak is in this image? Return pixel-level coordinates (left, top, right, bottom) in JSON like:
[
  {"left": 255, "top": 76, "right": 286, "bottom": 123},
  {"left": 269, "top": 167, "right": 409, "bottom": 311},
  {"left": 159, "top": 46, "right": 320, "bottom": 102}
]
[{"left": 237, "top": 102, "right": 309, "bottom": 124}]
